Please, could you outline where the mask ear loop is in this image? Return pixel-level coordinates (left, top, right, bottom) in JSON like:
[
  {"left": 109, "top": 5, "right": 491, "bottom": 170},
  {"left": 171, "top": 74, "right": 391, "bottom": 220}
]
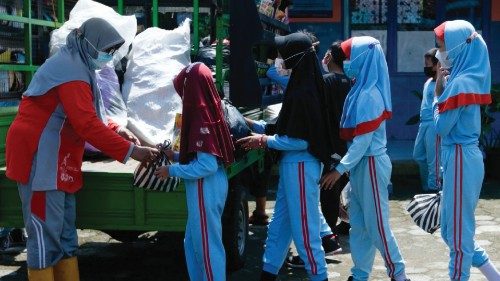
[
  {"left": 284, "top": 46, "right": 315, "bottom": 69},
  {"left": 445, "top": 32, "right": 477, "bottom": 62},
  {"left": 344, "top": 42, "right": 379, "bottom": 74},
  {"left": 283, "top": 46, "right": 314, "bottom": 62},
  {"left": 466, "top": 32, "right": 478, "bottom": 44}
]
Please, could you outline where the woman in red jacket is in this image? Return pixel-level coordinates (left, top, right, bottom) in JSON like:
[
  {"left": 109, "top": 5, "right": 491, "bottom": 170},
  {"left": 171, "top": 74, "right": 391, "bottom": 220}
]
[{"left": 5, "top": 18, "right": 158, "bottom": 281}]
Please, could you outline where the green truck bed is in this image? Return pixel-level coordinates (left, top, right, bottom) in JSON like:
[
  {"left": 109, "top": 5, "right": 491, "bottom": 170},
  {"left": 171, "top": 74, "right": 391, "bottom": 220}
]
[{"left": 0, "top": 149, "right": 264, "bottom": 232}]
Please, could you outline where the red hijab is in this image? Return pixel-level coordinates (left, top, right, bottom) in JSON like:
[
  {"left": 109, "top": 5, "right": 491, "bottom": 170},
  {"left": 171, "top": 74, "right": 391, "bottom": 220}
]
[{"left": 173, "top": 63, "right": 235, "bottom": 165}]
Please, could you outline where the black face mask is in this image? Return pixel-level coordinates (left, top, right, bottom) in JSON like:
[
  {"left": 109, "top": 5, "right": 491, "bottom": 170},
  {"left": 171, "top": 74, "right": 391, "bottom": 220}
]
[{"left": 424, "top": 66, "right": 436, "bottom": 78}]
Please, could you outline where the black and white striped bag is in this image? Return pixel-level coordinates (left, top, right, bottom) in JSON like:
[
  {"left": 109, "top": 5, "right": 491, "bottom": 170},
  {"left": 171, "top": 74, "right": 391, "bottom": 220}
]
[
  {"left": 133, "top": 140, "right": 180, "bottom": 192},
  {"left": 406, "top": 191, "right": 442, "bottom": 234}
]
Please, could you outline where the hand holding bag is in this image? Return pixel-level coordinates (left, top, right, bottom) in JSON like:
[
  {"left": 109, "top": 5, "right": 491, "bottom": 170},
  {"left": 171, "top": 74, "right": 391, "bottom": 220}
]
[{"left": 133, "top": 140, "right": 180, "bottom": 192}]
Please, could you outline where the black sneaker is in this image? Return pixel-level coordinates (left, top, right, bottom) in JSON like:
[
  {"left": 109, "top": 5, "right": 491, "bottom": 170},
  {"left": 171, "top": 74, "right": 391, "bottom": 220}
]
[
  {"left": 391, "top": 279, "right": 411, "bottom": 281},
  {"left": 335, "top": 221, "right": 351, "bottom": 235},
  {"left": 347, "top": 276, "right": 353, "bottom": 281},
  {"left": 322, "top": 234, "right": 342, "bottom": 256},
  {"left": 285, "top": 255, "right": 305, "bottom": 269}
]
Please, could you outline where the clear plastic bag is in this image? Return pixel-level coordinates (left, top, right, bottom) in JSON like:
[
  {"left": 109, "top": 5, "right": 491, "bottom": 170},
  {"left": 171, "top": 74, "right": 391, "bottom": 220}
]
[{"left": 96, "top": 65, "right": 127, "bottom": 127}]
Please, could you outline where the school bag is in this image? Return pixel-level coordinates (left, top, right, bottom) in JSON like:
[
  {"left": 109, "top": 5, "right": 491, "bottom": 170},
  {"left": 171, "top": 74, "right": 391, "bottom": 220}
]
[
  {"left": 406, "top": 191, "right": 442, "bottom": 234},
  {"left": 133, "top": 140, "right": 180, "bottom": 192}
]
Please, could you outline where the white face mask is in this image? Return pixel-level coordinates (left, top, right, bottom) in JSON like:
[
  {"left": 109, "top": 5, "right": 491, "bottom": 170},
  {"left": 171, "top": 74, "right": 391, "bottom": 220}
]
[
  {"left": 321, "top": 57, "right": 330, "bottom": 72},
  {"left": 435, "top": 32, "right": 477, "bottom": 69},
  {"left": 435, "top": 49, "right": 452, "bottom": 69}
]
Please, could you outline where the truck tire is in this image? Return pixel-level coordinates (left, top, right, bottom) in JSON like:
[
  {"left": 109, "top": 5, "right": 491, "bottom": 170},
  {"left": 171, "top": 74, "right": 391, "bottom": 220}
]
[
  {"left": 222, "top": 184, "right": 249, "bottom": 271},
  {"left": 103, "top": 230, "right": 143, "bottom": 243}
]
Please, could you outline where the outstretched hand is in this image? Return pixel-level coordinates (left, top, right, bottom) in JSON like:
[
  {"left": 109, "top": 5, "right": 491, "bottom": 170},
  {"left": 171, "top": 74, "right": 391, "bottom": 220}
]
[
  {"left": 320, "top": 170, "right": 341, "bottom": 190},
  {"left": 235, "top": 134, "right": 267, "bottom": 151},
  {"left": 131, "top": 146, "right": 159, "bottom": 165}
]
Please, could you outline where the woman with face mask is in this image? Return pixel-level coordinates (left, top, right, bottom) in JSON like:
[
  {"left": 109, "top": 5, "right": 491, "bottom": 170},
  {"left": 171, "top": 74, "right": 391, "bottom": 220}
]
[
  {"left": 412, "top": 48, "right": 442, "bottom": 192},
  {"left": 5, "top": 18, "right": 158, "bottom": 281},
  {"left": 237, "top": 32, "right": 333, "bottom": 281},
  {"left": 321, "top": 36, "right": 410, "bottom": 281},
  {"left": 433, "top": 20, "right": 500, "bottom": 281}
]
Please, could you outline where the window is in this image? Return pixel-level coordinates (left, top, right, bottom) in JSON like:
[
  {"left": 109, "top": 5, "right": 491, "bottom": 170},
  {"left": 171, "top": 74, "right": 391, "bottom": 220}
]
[
  {"left": 289, "top": 0, "right": 334, "bottom": 18},
  {"left": 350, "top": 0, "right": 388, "bottom": 54},
  {"left": 397, "top": 0, "right": 436, "bottom": 72},
  {"left": 349, "top": 0, "right": 486, "bottom": 73},
  {"left": 445, "top": 0, "right": 482, "bottom": 30}
]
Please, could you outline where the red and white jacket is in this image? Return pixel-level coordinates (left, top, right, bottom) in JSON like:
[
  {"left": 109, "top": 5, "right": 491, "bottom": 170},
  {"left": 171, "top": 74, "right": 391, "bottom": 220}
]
[{"left": 6, "top": 81, "right": 133, "bottom": 193}]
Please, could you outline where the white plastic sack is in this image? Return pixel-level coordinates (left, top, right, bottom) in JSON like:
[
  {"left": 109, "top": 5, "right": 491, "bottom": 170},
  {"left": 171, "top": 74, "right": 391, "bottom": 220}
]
[
  {"left": 263, "top": 103, "right": 282, "bottom": 123},
  {"left": 49, "top": 0, "right": 137, "bottom": 64},
  {"left": 122, "top": 20, "right": 191, "bottom": 146},
  {"left": 96, "top": 65, "right": 127, "bottom": 127}
]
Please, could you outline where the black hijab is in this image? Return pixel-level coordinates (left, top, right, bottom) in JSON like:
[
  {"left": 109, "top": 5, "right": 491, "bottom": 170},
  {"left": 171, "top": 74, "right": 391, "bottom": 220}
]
[{"left": 274, "top": 32, "right": 333, "bottom": 166}]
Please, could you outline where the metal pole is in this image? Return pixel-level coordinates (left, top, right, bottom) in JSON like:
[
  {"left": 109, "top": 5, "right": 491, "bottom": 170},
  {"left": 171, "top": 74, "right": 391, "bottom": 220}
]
[
  {"left": 57, "top": 0, "right": 65, "bottom": 23},
  {"left": 193, "top": 0, "right": 199, "bottom": 54},
  {"left": 117, "top": 0, "right": 124, "bottom": 15},
  {"left": 152, "top": 0, "right": 158, "bottom": 27},
  {"left": 23, "top": 0, "right": 33, "bottom": 82},
  {"left": 215, "top": 2, "right": 223, "bottom": 93}
]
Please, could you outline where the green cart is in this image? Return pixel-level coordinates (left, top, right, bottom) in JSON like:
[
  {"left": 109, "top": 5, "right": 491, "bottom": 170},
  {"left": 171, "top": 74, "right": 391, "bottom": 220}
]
[{"left": 0, "top": 0, "right": 289, "bottom": 271}]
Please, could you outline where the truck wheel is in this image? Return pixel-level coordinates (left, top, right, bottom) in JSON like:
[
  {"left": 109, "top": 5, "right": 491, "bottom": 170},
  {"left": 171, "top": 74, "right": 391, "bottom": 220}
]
[
  {"left": 222, "top": 184, "right": 249, "bottom": 272},
  {"left": 103, "top": 230, "right": 143, "bottom": 243}
]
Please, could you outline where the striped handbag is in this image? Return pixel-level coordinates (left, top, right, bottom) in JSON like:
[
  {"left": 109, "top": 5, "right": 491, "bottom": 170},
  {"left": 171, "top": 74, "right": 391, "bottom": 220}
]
[
  {"left": 133, "top": 140, "right": 180, "bottom": 192},
  {"left": 406, "top": 191, "right": 442, "bottom": 234}
]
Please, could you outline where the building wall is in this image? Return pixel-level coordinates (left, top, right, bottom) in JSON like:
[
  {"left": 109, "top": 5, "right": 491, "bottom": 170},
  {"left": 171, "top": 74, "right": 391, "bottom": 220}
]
[
  {"left": 490, "top": 22, "right": 500, "bottom": 84},
  {"left": 289, "top": 1, "right": 500, "bottom": 141}
]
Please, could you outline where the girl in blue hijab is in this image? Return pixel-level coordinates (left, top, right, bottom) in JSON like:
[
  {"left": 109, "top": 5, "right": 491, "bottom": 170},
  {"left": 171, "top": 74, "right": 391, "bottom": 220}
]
[
  {"left": 433, "top": 20, "right": 500, "bottom": 281},
  {"left": 321, "top": 36, "right": 410, "bottom": 281}
]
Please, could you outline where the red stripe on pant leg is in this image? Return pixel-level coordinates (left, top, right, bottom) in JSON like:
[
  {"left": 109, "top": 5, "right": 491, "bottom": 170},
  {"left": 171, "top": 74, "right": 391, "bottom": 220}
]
[
  {"left": 31, "top": 191, "right": 46, "bottom": 221},
  {"left": 368, "top": 157, "right": 393, "bottom": 277},
  {"left": 436, "top": 136, "right": 440, "bottom": 188},
  {"left": 457, "top": 145, "right": 464, "bottom": 280},
  {"left": 298, "top": 163, "right": 314, "bottom": 273},
  {"left": 452, "top": 145, "right": 459, "bottom": 279},
  {"left": 197, "top": 179, "right": 214, "bottom": 281},
  {"left": 368, "top": 158, "right": 391, "bottom": 274},
  {"left": 370, "top": 157, "right": 396, "bottom": 277},
  {"left": 298, "top": 162, "right": 317, "bottom": 275}
]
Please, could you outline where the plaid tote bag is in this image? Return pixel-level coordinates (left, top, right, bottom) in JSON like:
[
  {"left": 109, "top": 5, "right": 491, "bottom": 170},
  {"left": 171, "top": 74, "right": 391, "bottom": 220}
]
[
  {"left": 133, "top": 140, "right": 180, "bottom": 192},
  {"left": 406, "top": 191, "right": 442, "bottom": 234}
]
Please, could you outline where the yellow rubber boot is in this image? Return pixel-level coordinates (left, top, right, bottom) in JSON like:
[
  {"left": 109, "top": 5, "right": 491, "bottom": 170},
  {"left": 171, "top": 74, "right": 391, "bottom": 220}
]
[
  {"left": 53, "top": 257, "right": 80, "bottom": 281},
  {"left": 27, "top": 267, "right": 55, "bottom": 281}
]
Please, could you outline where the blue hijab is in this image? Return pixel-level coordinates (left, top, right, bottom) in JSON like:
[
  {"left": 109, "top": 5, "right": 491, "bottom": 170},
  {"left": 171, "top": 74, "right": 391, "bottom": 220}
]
[
  {"left": 434, "top": 20, "right": 491, "bottom": 113},
  {"left": 339, "top": 36, "right": 392, "bottom": 140},
  {"left": 23, "top": 18, "right": 124, "bottom": 121}
]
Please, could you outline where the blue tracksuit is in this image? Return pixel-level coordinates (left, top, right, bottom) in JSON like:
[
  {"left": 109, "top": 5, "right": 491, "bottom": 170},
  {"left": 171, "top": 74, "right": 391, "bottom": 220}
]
[
  {"left": 252, "top": 121, "right": 334, "bottom": 240},
  {"left": 335, "top": 122, "right": 406, "bottom": 281},
  {"left": 413, "top": 79, "right": 441, "bottom": 191},
  {"left": 253, "top": 123, "right": 327, "bottom": 280},
  {"left": 169, "top": 152, "right": 228, "bottom": 281},
  {"left": 433, "top": 101, "right": 490, "bottom": 281}
]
